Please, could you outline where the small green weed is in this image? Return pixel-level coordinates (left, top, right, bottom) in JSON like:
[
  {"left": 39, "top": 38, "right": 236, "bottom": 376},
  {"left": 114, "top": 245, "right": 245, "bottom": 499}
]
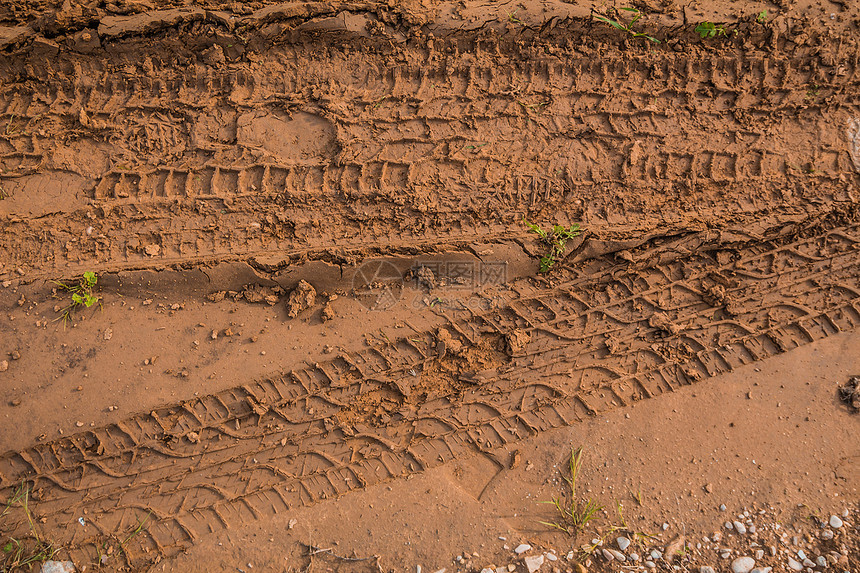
[
  {"left": 523, "top": 218, "right": 581, "bottom": 273},
  {"left": 1, "top": 483, "right": 58, "bottom": 572},
  {"left": 695, "top": 21, "right": 727, "bottom": 38},
  {"left": 756, "top": 10, "right": 768, "bottom": 24},
  {"left": 54, "top": 271, "right": 100, "bottom": 323},
  {"left": 539, "top": 446, "right": 604, "bottom": 535},
  {"left": 594, "top": 8, "right": 660, "bottom": 43}
]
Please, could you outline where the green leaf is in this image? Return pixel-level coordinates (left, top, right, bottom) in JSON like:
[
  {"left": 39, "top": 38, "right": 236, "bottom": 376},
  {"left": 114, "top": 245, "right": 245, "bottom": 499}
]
[
  {"left": 594, "top": 15, "right": 625, "bottom": 30},
  {"left": 619, "top": 7, "right": 639, "bottom": 12},
  {"left": 3, "top": 541, "right": 12, "bottom": 553},
  {"left": 83, "top": 271, "right": 97, "bottom": 286},
  {"left": 72, "top": 293, "right": 84, "bottom": 305},
  {"left": 84, "top": 294, "right": 98, "bottom": 308}
]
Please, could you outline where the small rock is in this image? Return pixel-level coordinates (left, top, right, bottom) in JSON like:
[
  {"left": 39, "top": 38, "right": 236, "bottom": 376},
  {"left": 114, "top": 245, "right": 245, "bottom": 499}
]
[
  {"left": 664, "top": 536, "right": 685, "bottom": 561},
  {"left": 644, "top": 561, "right": 656, "bottom": 569},
  {"left": 601, "top": 549, "right": 614, "bottom": 561},
  {"left": 629, "top": 553, "right": 640, "bottom": 562},
  {"left": 481, "top": 568, "right": 494, "bottom": 573},
  {"left": 545, "top": 553, "right": 557, "bottom": 562},
  {"left": 815, "top": 557, "right": 827, "bottom": 568},
  {"left": 731, "top": 556, "right": 755, "bottom": 573},
  {"left": 755, "top": 550, "right": 764, "bottom": 561},
  {"left": 0, "top": 360, "right": 8, "bottom": 372},
  {"left": 700, "top": 567, "right": 716, "bottom": 573},
  {"left": 721, "top": 551, "right": 732, "bottom": 560},
  {"left": 725, "top": 521, "right": 734, "bottom": 530},
  {"left": 524, "top": 555, "right": 544, "bottom": 573},
  {"left": 820, "top": 529, "right": 834, "bottom": 540},
  {"left": 797, "top": 551, "right": 807, "bottom": 560},
  {"left": 787, "top": 558, "right": 803, "bottom": 571},
  {"left": 40, "top": 561, "right": 76, "bottom": 573},
  {"left": 617, "top": 537, "right": 631, "bottom": 551},
  {"left": 607, "top": 549, "right": 625, "bottom": 562},
  {"left": 287, "top": 280, "right": 316, "bottom": 318},
  {"left": 720, "top": 504, "right": 727, "bottom": 511},
  {"left": 828, "top": 515, "right": 843, "bottom": 528},
  {"left": 514, "top": 544, "right": 532, "bottom": 555},
  {"left": 802, "top": 559, "right": 815, "bottom": 569},
  {"left": 144, "top": 244, "right": 161, "bottom": 256},
  {"left": 10, "top": 350, "right": 20, "bottom": 360},
  {"left": 650, "top": 550, "right": 662, "bottom": 560},
  {"left": 321, "top": 301, "right": 335, "bottom": 321},
  {"left": 733, "top": 521, "right": 747, "bottom": 535},
  {"left": 103, "top": 328, "right": 113, "bottom": 341}
]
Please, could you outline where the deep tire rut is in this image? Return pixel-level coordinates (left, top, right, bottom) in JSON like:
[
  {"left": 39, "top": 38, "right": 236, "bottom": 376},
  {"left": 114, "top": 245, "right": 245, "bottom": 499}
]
[{"left": 1, "top": 34, "right": 859, "bottom": 279}]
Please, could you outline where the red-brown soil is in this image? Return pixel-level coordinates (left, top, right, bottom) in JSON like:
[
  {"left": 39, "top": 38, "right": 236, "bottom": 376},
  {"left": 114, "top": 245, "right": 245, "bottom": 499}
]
[{"left": 0, "top": 0, "right": 858, "bottom": 572}]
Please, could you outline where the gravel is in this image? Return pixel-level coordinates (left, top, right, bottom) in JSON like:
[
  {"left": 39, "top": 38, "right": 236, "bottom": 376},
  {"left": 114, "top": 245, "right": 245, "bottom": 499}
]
[
  {"left": 514, "top": 544, "right": 532, "bottom": 555},
  {"left": 617, "top": 536, "right": 631, "bottom": 551},
  {"left": 787, "top": 557, "right": 803, "bottom": 571},
  {"left": 733, "top": 521, "right": 747, "bottom": 535}
]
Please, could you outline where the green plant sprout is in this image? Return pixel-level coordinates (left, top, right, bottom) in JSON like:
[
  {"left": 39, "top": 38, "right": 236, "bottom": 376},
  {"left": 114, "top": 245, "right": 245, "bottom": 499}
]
[
  {"left": 54, "top": 271, "right": 100, "bottom": 323},
  {"left": 594, "top": 8, "right": 660, "bottom": 43},
  {"left": 1, "top": 483, "right": 58, "bottom": 571},
  {"left": 539, "top": 446, "right": 604, "bottom": 535},
  {"left": 756, "top": 10, "right": 768, "bottom": 24},
  {"left": 523, "top": 218, "right": 581, "bottom": 273},
  {"left": 695, "top": 21, "right": 727, "bottom": 38}
]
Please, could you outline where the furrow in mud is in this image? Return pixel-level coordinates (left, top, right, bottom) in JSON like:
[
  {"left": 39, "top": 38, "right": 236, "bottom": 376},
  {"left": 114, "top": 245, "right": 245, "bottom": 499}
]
[
  {"left": 2, "top": 42, "right": 859, "bottom": 279},
  {"left": 1, "top": 221, "right": 858, "bottom": 566}
]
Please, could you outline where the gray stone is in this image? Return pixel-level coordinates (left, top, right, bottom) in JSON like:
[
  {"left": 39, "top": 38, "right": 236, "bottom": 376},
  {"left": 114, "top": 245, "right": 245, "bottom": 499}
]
[
  {"left": 629, "top": 553, "right": 640, "bottom": 562},
  {"left": 802, "top": 559, "right": 815, "bottom": 568},
  {"left": 644, "top": 562, "right": 656, "bottom": 569},
  {"left": 524, "top": 554, "right": 544, "bottom": 573},
  {"left": 828, "top": 515, "right": 843, "bottom": 528},
  {"left": 731, "top": 556, "right": 756, "bottom": 573},
  {"left": 700, "top": 567, "right": 716, "bottom": 573},
  {"left": 607, "top": 549, "right": 625, "bottom": 562},
  {"left": 787, "top": 558, "right": 803, "bottom": 571},
  {"left": 821, "top": 529, "right": 834, "bottom": 540},
  {"left": 617, "top": 536, "right": 631, "bottom": 551},
  {"left": 602, "top": 549, "right": 614, "bottom": 562},
  {"left": 755, "top": 550, "right": 764, "bottom": 561},
  {"left": 797, "top": 550, "right": 807, "bottom": 560},
  {"left": 40, "top": 563, "right": 76, "bottom": 573},
  {"left": 650, "top": 550, "right": 662, "bottom": 560},
  {"left": 816, "top": 556, "right": 827, "bottom": 568},
  {"left": 733, "top": 521, "right": 747, "bottom": 535}
]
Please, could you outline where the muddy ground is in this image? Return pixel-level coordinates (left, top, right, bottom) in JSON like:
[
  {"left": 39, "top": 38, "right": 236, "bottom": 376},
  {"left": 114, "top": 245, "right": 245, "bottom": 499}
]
[{"left": 0, "top": 0, "right": 858, "bottom": 571}]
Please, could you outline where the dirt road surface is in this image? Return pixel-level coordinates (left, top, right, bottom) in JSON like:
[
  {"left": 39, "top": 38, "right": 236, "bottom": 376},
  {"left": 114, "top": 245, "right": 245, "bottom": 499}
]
[{"left": 0, "top": 0, "right": 858, "bottom": 571}]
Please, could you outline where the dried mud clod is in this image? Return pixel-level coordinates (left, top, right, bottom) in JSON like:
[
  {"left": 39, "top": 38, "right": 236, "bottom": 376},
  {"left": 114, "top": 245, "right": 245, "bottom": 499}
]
[
  {"left": 505, "top": 328, "right": 531, "bottom": 355},
  {"left": 435, "top": 327, "right": 464, "bottom": 358},
  {"left": 287, "top": 280, "right": 316, "bottom": 318},
  {"left": 838, "top": 376, "right": 860, "bottom": 412}
]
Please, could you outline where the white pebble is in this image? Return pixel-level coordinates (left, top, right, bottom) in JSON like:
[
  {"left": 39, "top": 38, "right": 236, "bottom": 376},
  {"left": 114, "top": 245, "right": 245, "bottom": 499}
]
[
  {"left": 629, "top": 553, "right": 640, "bottom": 562},
  {"left": 787, "top": 557, "right": 803, "bottom": 571},
  {"left": 802, "top": 559, "right": 816, "bottom": 568},
  {"left": 514, "top": 544, "right": 532, "bottom": 555},
  {"left": 650, "top": 550, "right": 662, "bottom": 560},
  {"left": 821, "top": 529, "right": 834, "bottom": 540},
  {"left": 797, "top": 551, "right": 807, "bottom": 560},
  {"left": 755, "top": 550, "right": 764, "bottom": 560},
  {"left": 644, "top": 562, "right": 656, "bottom": 569},
  {"left": 816, "top": 557, "right": 827, "bottom": 568},
  {"left": 731, "top": 557, "right": 756, "bottom": 573},
  {"left": 725, "top": 521, "right": 734, "bottom": 530},
  {"left": 602, "top": 549, "right": 614, "bottom": 562},
  {"left": 828, "top": 515, "right": 843, "bottom": 528},
  {"left": 733, "top": 521, "right": 747, "bottom": 535},
  {"left": 617, "top": 537, "right": 631, "bottom": 551},
  {"left": 545, "top": 553, "right": 557, "bottom": 562},
  {"left": 720, "top": 504, "right": 727, "bottom": 511}
]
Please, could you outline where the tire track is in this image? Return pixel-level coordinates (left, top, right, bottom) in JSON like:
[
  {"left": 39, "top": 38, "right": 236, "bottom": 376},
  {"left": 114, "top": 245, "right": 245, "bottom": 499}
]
[
  {"left": 1, "top": 219, "right": 858, "bottom": 567},
  {"left": 1, "top": 40, "right": 859, "bottom": 279}
]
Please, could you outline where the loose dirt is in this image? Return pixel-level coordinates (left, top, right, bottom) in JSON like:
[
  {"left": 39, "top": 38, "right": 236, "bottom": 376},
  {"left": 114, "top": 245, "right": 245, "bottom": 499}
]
[{"left": 0, "top": 0, "right": 858, "bottom": 572}]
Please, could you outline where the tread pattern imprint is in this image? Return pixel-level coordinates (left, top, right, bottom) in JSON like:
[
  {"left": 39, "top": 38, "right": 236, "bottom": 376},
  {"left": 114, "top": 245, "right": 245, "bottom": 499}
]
[{"left": 1, "top": 8, "right": 860, "bottom": 571}]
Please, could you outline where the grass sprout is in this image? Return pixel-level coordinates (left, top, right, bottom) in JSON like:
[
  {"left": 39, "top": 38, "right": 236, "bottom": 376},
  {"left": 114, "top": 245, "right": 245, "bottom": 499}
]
[{"left": 540, "top": 447, "right": 604, "bottom": 535}]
